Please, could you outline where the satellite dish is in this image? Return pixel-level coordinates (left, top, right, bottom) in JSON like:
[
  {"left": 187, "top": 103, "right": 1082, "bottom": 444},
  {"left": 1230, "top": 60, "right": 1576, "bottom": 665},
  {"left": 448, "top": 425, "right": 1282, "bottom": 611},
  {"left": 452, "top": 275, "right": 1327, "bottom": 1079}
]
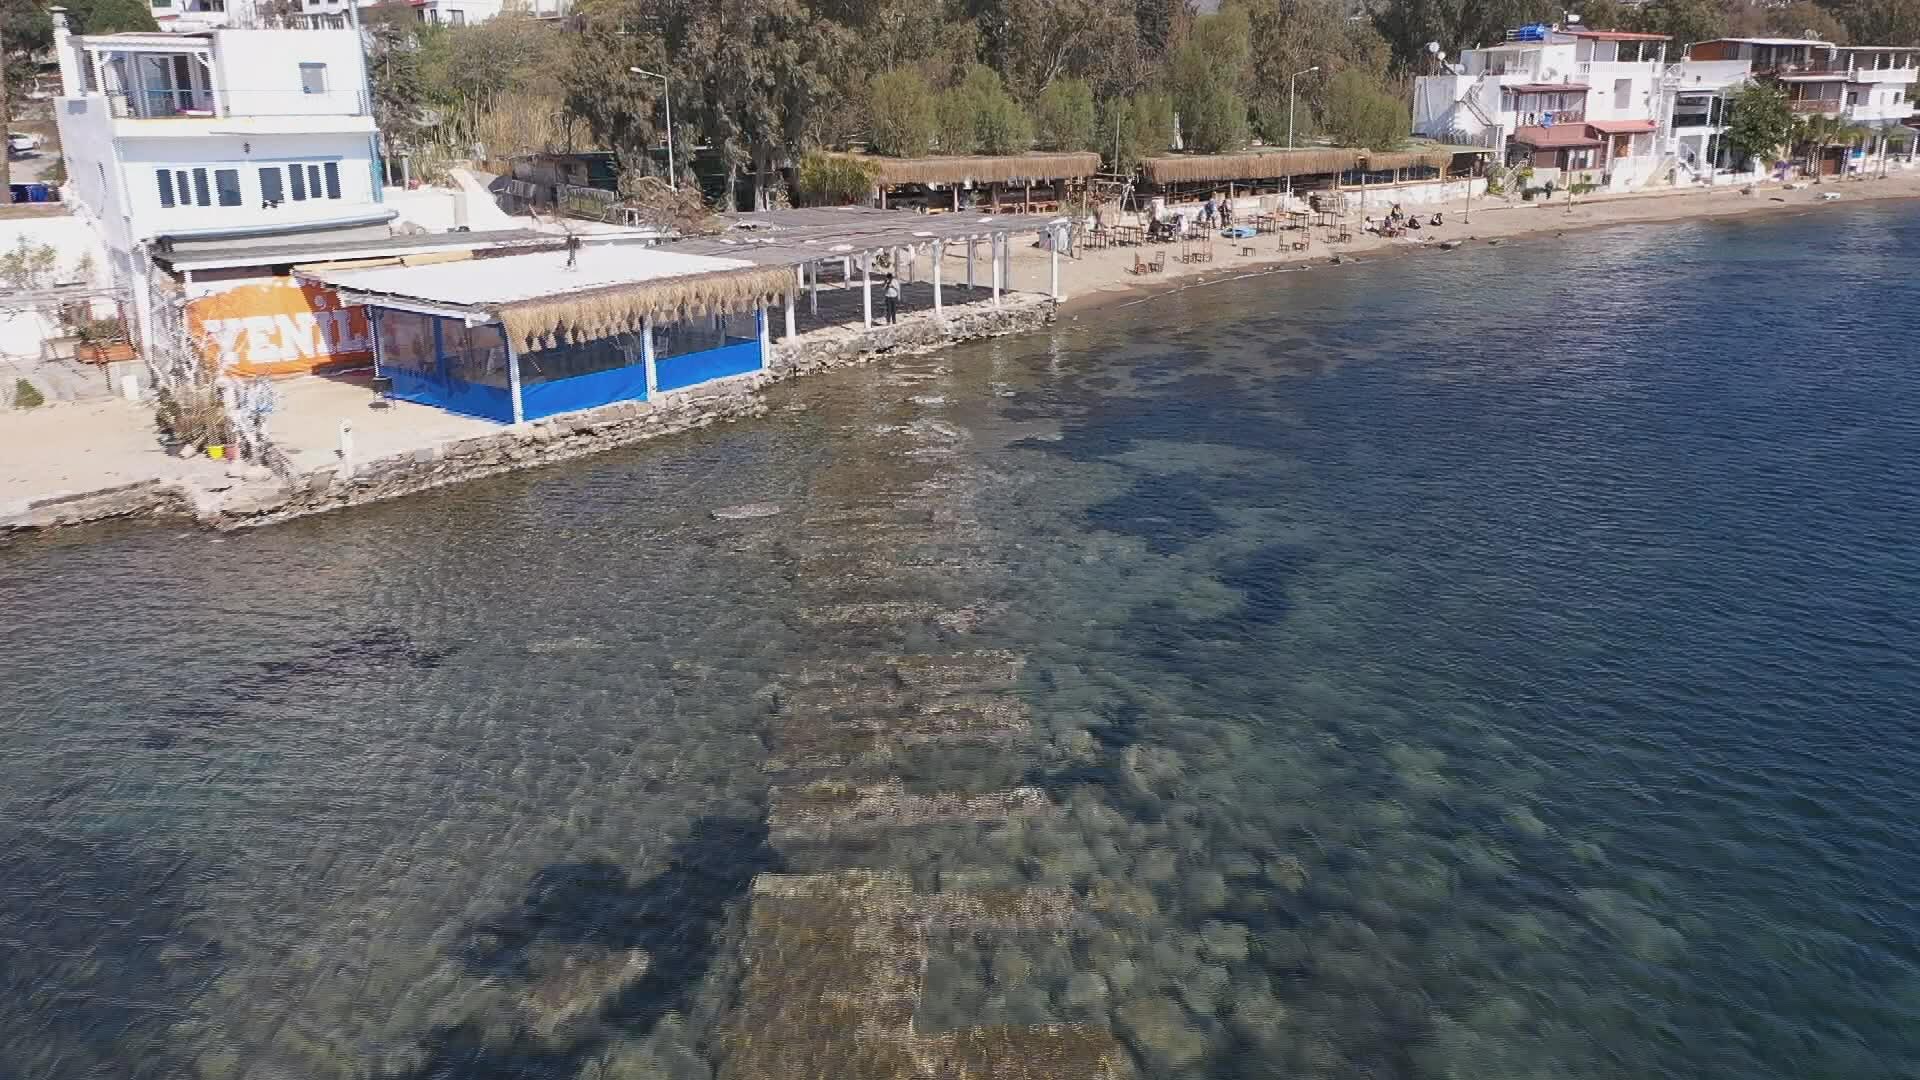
[{"left": 1426, "top": 41, "right": 1441, "bottom": 55}]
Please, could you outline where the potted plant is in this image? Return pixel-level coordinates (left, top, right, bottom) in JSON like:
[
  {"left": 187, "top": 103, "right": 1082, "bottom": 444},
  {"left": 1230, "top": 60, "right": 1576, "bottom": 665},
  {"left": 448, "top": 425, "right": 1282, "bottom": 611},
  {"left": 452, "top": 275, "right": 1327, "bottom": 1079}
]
[{"left": 76, "top": 317, "right": 135, "bottom": 364}]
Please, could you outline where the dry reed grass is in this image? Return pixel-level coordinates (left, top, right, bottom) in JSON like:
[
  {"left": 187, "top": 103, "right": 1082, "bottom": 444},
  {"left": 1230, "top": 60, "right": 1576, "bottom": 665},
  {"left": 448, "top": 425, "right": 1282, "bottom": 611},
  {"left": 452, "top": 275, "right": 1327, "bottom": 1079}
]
[
  {"left": 827, "top": 151, "right": 1100, "bottom": 186},
  {"left": 1140, "top": 149, "right": 1362, "bottom": 184},
  {"left": 495, "top": 266, "right": 793, "bottom": 352}
]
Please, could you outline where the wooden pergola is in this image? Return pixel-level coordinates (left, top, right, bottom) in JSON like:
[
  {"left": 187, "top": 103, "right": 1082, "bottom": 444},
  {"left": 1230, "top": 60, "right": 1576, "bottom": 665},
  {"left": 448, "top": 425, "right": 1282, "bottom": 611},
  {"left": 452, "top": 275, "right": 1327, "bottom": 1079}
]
[{"left": 823, "top": 152, "right": 1102, "bottom": 215}]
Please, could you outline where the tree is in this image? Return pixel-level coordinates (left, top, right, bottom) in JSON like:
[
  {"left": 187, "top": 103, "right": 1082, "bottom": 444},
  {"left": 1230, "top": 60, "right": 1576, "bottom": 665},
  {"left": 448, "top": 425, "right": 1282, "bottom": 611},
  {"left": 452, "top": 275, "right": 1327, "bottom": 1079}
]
[
  {"left": 998, "top": 0, "right": 1143, "bottom": 102},
  {"left": 1319, "top": 67, "right": 1410, "bottom": 149},
  {"left": 1373, "top": 0, "right": 1554, "bottom": 72},
  {"left": 1725, "top": 1, "right": 1849, "bottom": 44},
  {"left": 1830, "top": 0, "right": 1920, "bottom": 46},
  {"left": 1723, "top": 82, "right": 1792, "bottom": 170},
  {"left": 1234, "top": 0, "right": 1392, "bottom": 144},
  {"left": 61, "top": 0, "right": 160, "bottom": 35},
  {"left": 1034, "top": 77, "right": 1096, "bottom": 150},
  {"left": 1792, "top": 113, "right": 1869, "bottom": 173},
  {"left": 1169, "top": 8, "right": 1253, "bottom": 152},
  {"left": 977, "top": 89, "right": 1032, "bottom": 153},
  {"left": 867, "top": 68, "right": 937, "bottom": 156},
  {"left": 1631, "top": 0, "right": 1727, "bottom": 48},
  {"left": 364, "top": 1, "right": 431, "bottom": 157},
  {"left": 936, "top": 63, "right": 1030, "bottom": 155},
  {"left": 1098, "top": 87, "right": 1174, "bottom": 169}
]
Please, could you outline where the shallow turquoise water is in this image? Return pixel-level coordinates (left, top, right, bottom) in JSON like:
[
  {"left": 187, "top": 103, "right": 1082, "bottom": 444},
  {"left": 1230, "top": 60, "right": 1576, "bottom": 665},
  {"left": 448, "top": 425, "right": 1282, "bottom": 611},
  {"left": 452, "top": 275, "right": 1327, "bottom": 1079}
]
[{"left": 3, "top": 205, "right": 1918, "bottom": 1079}]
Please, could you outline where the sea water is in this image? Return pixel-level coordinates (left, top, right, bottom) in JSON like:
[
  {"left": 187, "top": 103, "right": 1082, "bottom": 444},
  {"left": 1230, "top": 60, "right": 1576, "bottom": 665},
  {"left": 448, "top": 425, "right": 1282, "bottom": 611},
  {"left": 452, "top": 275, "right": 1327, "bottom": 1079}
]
[{"left": 2, "top": 204, "right": 1917, "bottom": 1080}]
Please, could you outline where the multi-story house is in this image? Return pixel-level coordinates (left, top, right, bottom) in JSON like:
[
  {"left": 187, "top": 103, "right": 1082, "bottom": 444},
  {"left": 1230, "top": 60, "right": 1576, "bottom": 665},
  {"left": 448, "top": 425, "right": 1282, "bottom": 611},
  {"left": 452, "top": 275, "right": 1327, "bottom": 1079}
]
[
  {"left": 1687, "top": 38, "right": 1919, "bottom": 175},
  {"left": 51, "top": 15, "right": 389, "bottom": 364},
  {"left": 1664, "top": 56, "right": 1758, "bottom": 183},
  {"left": 1411, "top": 25, "right": 1673, "bottom": 191}
]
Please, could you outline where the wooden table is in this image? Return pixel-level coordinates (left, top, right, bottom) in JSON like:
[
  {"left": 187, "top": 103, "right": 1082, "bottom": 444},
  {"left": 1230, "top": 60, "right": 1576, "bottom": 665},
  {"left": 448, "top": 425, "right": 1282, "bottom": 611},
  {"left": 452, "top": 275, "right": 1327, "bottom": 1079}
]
[{"left": 1113, "top": 224, "right": 1145, "bottom": 246}]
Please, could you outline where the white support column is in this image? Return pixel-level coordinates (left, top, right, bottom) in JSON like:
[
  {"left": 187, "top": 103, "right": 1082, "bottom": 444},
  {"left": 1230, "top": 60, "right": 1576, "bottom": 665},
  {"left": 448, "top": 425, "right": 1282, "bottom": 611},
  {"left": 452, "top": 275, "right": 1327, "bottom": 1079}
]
[
  {"left": 505, "top": 332, "right": 526, "bottom": 424},
  {"left": 842, "top": 256, "right": 852, "bottom": 290},
  {"left": 932, "top": 239, "right": 943, "bottom": 317},
  {"left": 758, "top": 305, "right": 771, "bottom": 361},
  {"left": 1049, "top": 226, "right": 1061, "bottom": 302},
  {"left": 967, "top": 238, "right": 976, "bottom": 290},
  {"left": 642, "top": 314, "right": 658, "bottom": 397},
  {"left": 785, "top": 270, "right": 798, "bottom": 340},
  {"left": 809, "top": 261, "right": 819, "bottom": 315},
  {"left": 861, "top": 251, "right": 873, "bottom": 328},
  {"left": 991, "top": 234, "right": 1002, "bottom": 307}
]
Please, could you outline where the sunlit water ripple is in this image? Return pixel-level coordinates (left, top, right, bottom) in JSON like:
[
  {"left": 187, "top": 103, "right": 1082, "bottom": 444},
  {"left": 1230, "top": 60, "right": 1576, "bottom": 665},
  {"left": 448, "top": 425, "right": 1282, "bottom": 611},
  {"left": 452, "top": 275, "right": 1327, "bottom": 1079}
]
[{"left": 3, "top": 205, "right": 1918, "bottom": 1080}]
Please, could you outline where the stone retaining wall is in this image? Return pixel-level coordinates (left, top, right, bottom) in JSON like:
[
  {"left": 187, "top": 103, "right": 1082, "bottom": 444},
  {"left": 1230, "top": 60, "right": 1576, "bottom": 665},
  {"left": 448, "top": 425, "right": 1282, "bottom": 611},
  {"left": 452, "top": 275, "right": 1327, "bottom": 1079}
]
[{"left": 12, "top": 295, "right": 1050, "bottom": 533}]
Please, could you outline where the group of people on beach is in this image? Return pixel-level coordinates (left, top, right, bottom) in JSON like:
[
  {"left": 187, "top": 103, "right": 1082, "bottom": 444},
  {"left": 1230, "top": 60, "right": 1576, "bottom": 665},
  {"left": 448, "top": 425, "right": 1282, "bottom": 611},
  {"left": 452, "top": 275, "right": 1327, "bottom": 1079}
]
[{"left": 1364, "top": 204, "right": 1443, "bottom": 238}]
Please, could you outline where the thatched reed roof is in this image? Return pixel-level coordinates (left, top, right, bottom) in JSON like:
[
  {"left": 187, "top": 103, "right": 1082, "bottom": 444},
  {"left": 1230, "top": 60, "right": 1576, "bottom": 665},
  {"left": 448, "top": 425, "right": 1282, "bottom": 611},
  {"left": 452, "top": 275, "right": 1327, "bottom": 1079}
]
[
  {"left": 1140, "top": 149, "right": 1362, "bottom": 184},
  {"left": 831, "top": 151, "right": 1102, "bottom": 186},
  {"left": 1361, "top": 147, "right": 1461, "bottom": 171},
  {"left": 496, "top": 265, "right": 794, "bottom": 353}
]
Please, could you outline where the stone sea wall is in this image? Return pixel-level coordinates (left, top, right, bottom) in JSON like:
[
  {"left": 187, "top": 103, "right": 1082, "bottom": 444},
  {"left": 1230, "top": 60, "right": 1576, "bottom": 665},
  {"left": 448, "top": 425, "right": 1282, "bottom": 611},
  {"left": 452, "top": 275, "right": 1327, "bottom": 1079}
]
[{"left": 3, "top": 296, "right": 1052, "bottom": 533}]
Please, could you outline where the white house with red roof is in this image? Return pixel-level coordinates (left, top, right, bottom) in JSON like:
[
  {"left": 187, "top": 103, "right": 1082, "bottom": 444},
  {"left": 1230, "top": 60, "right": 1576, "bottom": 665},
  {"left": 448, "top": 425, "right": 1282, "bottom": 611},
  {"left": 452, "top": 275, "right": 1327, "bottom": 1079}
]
[{"left": 1411, "top": 25, "right": 1673, "bottom": 191}]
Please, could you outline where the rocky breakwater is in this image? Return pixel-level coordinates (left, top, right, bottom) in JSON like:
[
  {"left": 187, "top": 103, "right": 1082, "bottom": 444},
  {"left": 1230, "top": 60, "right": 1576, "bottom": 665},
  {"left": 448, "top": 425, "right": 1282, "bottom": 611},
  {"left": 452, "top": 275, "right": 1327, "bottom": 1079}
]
[{"left": 187, "top": 295, "right": 1054, "bottom": 531}]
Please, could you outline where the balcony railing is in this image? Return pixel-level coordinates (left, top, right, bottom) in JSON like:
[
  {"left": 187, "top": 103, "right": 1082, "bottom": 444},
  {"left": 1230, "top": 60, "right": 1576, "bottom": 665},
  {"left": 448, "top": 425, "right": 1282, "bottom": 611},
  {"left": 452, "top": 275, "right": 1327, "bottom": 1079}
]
[
  {"left": 1518, "top": 109, "right": 1585, "bottom": 126},
  {"left": 105, "top": 89, "right": 369, "bottom": 120},
  {"left": 1789, "top": 98, "right": 1842, "bottom": 114}
]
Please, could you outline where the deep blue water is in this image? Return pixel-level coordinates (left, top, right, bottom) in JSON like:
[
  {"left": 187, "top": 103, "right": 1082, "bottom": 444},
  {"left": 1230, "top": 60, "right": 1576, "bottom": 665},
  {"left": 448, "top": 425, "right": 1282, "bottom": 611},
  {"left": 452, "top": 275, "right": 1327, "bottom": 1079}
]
[{"left": 2, "top": 204, "right": 1917, "bottom": 1079}]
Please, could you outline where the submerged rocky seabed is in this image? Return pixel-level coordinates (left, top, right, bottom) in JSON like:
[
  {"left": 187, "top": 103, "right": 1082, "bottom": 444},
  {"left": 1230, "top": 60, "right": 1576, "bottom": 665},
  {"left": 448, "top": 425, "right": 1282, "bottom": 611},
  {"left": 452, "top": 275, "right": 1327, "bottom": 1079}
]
[{"left": 5, "top": 207, "right": 1920, "bottom": 1080}]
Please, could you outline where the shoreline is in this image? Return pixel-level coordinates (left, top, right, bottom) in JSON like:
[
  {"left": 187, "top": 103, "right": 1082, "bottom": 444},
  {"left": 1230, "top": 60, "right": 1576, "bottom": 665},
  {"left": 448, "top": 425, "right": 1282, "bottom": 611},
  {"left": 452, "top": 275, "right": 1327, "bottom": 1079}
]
[
  {"left": 6, "top": 174, "right": 1917, "bottom": 536},
  {"left": 1038, "top": 172, "right": 1920, "bottom": 316}
]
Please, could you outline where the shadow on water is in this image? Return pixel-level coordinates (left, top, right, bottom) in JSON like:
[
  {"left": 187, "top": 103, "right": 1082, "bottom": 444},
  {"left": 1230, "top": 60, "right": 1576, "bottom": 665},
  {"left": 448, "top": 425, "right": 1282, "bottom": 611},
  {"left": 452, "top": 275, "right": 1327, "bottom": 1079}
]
[
  {"left": 0, "top": 829, "right": 221, "bottom": 1080},
  {"left": 386, "top": 815, "right": 780, "bottom": 1080}
]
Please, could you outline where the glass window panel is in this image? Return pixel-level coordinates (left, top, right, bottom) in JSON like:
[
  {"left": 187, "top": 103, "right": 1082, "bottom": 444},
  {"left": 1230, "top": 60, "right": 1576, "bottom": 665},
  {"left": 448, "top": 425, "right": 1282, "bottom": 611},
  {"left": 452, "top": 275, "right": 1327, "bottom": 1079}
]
[
  {"left": 289, "top": 163, "right": 306, "bottom": 200},
  {"left": 323, "top": 161, "right": 341, "bottom": 199},
  {"left": 156, "top": 169, "right": 174, "bottom": 209},
  {"left": 214, "top": 168, "right": 242, "bottom": 207},
  {"left": 259, "top": 167, "right": 283, "bottom": 204},
  {"left": 192, "top": 168, "right": 210, "bottom": 207}
]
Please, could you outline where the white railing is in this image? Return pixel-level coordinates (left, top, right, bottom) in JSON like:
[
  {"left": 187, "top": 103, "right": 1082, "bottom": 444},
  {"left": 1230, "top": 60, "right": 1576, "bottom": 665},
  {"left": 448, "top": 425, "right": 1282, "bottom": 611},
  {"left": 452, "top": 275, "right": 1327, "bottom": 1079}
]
[{"left": 106, "top": 89, "right": 369, "bottom": 120}]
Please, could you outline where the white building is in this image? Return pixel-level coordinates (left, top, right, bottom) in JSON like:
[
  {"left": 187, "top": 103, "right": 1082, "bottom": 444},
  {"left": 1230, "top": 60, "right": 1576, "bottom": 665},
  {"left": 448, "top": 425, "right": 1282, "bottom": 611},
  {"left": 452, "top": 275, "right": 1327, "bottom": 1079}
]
[
  {"left": 1685, "top": 38, "right": 1918, "bottom": 175},
  {"left": 1664, "top": 58, "right": 1757, "bottom": 183},
  {"left": 51, "top": 16, "right": 390, "bottom": 362},
  {"left": 1411, "top": 25, "right": 1673, "bottom": 190}
]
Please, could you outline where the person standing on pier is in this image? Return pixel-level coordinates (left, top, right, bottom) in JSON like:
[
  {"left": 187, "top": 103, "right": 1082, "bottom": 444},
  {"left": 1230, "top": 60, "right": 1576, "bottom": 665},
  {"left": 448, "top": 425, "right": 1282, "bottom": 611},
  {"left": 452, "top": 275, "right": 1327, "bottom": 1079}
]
[{"left": 884, "top": 275, "right": 900, "bottom": 324}]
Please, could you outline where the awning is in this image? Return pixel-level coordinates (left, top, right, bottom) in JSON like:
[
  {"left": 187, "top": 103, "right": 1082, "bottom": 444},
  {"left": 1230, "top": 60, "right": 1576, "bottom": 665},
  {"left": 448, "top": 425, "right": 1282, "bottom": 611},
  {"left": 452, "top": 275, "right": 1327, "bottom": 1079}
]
[
  {"left": 1507, "top": 83, "right": 1590, "bottom": 93},
  {"left": 1512, "top": 125, "right": 1604, "bottom": 148},
  {"left": 1588, "top": 119, "right": 1658, "bottom": 134}
]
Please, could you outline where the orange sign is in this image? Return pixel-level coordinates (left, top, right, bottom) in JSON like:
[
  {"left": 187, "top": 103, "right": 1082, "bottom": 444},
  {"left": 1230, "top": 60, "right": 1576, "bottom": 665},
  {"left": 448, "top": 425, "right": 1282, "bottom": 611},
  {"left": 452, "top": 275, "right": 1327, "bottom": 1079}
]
[{"left": 187, "top": 278, "right": 374, "bottom": 377}]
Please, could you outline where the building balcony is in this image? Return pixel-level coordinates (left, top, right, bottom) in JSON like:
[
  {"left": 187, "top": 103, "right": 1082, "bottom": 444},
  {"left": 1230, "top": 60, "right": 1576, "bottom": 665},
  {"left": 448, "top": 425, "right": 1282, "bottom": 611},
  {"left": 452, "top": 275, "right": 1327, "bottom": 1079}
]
[
  {"left": 108, "top": 88, "right": 368, "bottom": 120},
  {"left": 1790, "top": 99, "right": 1843, "bottom": 114},
  {"left": 103, "top": 89, "right": 375, "bottom": 135}
]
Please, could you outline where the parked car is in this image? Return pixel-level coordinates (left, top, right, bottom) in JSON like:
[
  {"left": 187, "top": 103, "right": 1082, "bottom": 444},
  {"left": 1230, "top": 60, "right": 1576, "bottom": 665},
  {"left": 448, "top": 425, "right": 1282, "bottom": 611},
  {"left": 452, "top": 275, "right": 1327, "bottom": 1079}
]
[{"left": 8, "top": 132, "right": 40, "bottom": 154}]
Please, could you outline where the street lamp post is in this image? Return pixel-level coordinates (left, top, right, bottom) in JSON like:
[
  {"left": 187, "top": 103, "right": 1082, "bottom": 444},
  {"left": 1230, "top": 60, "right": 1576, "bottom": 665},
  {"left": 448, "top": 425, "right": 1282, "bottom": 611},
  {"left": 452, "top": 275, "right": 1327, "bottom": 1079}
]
[
  {"left": 1286, "top": 66, "right": 1319, "bottom": 204},
  {"left": 628, "top": 66, "right": 675, "bottom": 190}
]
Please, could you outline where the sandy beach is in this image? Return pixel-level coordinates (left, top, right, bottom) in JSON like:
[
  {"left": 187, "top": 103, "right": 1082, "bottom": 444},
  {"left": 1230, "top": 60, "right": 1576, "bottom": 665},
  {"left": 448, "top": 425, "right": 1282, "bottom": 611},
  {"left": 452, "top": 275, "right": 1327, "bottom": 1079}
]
[{"left": 998, "top": 171, "right": 1920, "bottom": 313}]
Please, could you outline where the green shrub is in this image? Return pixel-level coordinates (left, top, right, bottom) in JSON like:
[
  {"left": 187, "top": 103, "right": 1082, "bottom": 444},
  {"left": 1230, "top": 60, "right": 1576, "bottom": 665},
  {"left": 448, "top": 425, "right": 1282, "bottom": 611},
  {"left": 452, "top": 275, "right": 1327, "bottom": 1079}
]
[
  {"left": 977, "top": 90, "right": 1033, "bottom": 155},
  {"left": 868, "top": 69, "right": 938, "bottom": 157},
  {"left": 795, "top": 152, "right": 880, "bottom": 206},
  {"left": 1319, "top": 69, "right": 1409, "bottom": 150},
  {"left": 1034, "top": 78, "right": 1096, "bottom": 151},
  {"left": 13, "top": 379, "right": 45, "bottom": 409}
]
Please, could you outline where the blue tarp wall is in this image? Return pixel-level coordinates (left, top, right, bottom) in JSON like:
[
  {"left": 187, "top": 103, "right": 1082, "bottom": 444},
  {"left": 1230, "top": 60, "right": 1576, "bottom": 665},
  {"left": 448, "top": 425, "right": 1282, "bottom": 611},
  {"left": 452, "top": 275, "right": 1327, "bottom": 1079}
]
[
  {"left": 375, "top": 311, "right": 516, "bottom": 423},
  {"left": 375, "top": 309, "right": 764, "bottom": 423}
]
